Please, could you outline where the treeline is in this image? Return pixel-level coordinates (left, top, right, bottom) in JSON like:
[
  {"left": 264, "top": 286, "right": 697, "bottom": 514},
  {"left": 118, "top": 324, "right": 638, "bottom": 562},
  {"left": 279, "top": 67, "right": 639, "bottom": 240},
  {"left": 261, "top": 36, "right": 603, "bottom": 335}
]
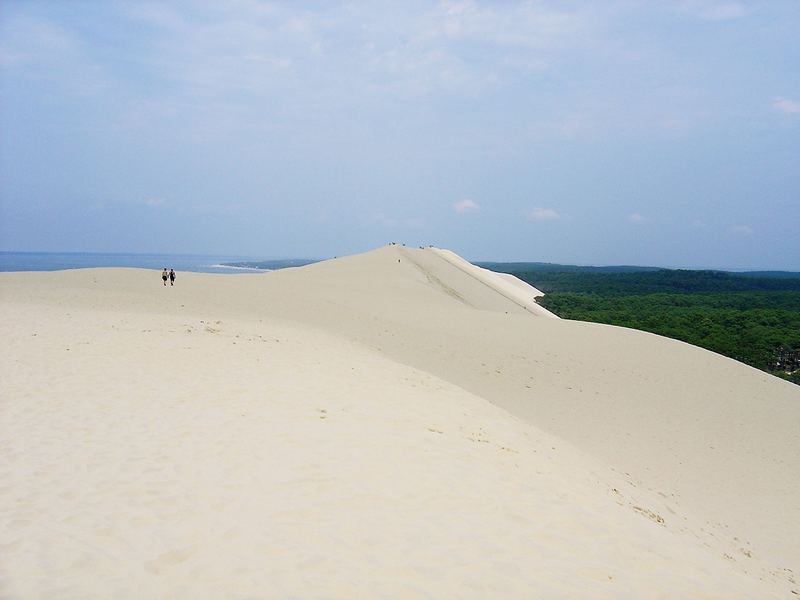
[
  {"left": 487, "top": 266, "right": 800, "bottom": 385},
  {"left": 502, "top": 268, "right": 800, "bottom": 295},
  {"left": 477, "top": 261, "right": 662, "bottom": 274}
]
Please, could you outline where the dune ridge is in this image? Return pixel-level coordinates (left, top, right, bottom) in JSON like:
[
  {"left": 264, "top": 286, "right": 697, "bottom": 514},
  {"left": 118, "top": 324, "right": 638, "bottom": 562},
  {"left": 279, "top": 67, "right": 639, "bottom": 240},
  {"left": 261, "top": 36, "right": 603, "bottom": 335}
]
[
  {"left": 425, "top": 247, "right": 558, "bottom": 318},
  {"left": 1, "top": 245, "right": 798, "bottom": 598}
]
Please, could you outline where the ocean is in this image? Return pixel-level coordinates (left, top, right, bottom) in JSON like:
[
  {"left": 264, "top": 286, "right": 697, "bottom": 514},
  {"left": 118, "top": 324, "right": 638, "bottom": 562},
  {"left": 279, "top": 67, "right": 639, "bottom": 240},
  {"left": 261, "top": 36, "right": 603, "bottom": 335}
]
[{"left": 0, "top": 252, "right": 311, "bottom": 274}]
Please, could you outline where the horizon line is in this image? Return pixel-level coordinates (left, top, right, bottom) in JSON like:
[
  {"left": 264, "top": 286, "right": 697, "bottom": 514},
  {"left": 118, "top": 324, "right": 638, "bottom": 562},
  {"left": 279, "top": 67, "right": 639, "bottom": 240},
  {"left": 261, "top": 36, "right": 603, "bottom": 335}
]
[{"left": 2, "top": 248, "right": 799, "bottom": 274}]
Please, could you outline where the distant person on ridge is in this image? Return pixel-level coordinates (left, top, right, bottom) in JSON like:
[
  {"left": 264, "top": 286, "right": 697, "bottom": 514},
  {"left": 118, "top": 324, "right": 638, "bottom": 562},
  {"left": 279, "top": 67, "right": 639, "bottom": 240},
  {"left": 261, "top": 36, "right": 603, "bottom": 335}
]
[
  {"left": 162, "top": 268, "right": 168, "bottom": 286},
  {"left": 169, "top": 269, "right": 176, "bottom": 286}
]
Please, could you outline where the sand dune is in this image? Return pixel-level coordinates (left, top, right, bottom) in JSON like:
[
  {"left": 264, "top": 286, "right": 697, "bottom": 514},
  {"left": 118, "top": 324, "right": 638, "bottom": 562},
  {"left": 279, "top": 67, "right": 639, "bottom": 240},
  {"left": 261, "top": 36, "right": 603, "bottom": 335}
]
[
  {"left": 1, "top": 245, "right": 798, "bottom": 598},
  {"left": 426, "top": 247, "right": 557, "bottom": 318}
]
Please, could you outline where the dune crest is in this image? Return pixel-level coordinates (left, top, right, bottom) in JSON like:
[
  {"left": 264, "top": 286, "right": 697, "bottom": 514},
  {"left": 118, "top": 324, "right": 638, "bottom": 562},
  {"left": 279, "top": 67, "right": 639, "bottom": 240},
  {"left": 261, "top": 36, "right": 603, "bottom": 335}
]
[
  {"left": 2, "top": 245, "right": 798, "bottom": 598},
  {"left": 424, "top": 247, "right": 557, "bottom": 317}
]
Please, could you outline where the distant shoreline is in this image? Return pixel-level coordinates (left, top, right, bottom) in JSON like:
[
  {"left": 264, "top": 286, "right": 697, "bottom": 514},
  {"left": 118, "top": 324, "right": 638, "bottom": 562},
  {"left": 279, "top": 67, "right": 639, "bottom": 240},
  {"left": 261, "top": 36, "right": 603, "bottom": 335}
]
[
  {"left": 0, "top": 252, "right": 315, "bottom": 274},
  {"left": 219, "top": 259, "right": 320, "bottom": 270},
  {"left": 208, "top": 264, "right": 268, "bottom": 272}
]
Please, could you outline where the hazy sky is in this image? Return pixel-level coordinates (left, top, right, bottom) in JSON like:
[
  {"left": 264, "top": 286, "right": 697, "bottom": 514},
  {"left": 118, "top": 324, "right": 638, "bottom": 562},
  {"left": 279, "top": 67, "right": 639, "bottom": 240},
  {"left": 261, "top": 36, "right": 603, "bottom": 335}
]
[{"left": 1, "top": 1, "right": 798, "bottom": 268}]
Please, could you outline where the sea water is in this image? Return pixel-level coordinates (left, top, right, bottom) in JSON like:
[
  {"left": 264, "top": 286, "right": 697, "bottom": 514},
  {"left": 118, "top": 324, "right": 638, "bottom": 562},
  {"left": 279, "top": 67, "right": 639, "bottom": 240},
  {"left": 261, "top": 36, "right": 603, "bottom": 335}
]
[{"left": 0, "top": 252, "right": 307, "bottom": 274}]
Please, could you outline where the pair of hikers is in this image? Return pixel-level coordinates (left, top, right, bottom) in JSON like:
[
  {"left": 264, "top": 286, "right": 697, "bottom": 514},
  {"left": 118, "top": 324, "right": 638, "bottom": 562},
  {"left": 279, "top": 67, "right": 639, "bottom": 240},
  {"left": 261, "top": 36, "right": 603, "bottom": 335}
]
[{"left": 161, "top": 268, "right": 176, "bottom": 286}]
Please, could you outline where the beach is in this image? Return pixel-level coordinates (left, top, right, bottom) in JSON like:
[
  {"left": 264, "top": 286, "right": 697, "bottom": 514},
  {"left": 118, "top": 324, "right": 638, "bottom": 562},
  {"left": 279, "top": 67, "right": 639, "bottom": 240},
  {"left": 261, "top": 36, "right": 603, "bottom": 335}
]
[{"left": 2, "top": 245, "right": 799, "bottom": 598}]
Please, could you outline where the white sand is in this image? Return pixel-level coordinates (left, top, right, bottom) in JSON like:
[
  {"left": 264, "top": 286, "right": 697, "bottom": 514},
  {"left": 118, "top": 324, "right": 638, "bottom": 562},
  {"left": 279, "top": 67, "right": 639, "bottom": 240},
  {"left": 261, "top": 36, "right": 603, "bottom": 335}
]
[
  {"left": 427, "top": 247, "right": 558, "bottom": 318},
  {"left": 1, "top": 245, "right": 798, "bottom": 598}
]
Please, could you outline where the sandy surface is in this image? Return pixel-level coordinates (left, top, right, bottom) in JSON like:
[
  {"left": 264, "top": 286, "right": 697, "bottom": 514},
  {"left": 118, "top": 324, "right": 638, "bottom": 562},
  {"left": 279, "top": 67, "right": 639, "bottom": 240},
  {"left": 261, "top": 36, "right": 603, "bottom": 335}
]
[
  {"left": 1, "top": 245, "right": 798, "bottom": 598},
  {"left": 427, "top": 247, "right": 557, "bottom": 318}
]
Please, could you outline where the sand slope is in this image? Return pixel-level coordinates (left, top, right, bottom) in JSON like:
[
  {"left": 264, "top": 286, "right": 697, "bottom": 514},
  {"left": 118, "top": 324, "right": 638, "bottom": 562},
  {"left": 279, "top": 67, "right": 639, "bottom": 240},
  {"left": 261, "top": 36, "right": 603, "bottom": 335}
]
[{"left": 1, "top": 245, "right": 799, "bottom": 598}]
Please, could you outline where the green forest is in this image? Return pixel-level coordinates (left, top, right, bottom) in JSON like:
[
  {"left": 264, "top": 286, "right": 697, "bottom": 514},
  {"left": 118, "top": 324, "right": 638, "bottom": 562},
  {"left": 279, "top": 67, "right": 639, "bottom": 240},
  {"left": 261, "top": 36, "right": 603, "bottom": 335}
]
[{"left": 482, "top": 265, "right": 800, "bottom": 385}]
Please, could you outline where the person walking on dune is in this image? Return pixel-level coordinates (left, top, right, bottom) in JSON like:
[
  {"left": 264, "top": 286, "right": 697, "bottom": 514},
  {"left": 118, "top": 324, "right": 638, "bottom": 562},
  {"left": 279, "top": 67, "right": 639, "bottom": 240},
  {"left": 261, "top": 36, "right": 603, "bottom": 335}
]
[
  {"left": 162, "top": 268, "right": 168, "bottom": 286},
  {"left": 169, "top": 269, "right": 176, "bottom": 286}
]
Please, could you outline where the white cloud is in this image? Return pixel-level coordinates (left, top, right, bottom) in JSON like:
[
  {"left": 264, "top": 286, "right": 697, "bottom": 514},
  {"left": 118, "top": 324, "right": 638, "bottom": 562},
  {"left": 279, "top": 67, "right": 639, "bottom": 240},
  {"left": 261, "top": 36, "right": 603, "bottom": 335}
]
[
  {"left": 558, "top": 114, "right": 586, "bottom": 139},
  {"left": 773, "top": 97, "right": 800, "bottom": 115},
  {"left": 428, "top": 1, "right": 588, "bottom": 49},
  {"left": 356, "top": 1, "right": 592, "bottom": 99},
  {"left": 145, "top": 197, "right": 166, "bottom": 208},
  {"left": 730, "top": 224, "right": 753, "bottom": 235},
  {"left": 0, "top": 2, "right": 738, "bottom": 145},
  {"left": 0, "top": 16, "right": 106, "bottom": 96},
  {"left": 114, "top": 0, "right": 594, "bottom": 109},
  {"left": 0, "top": 17, "right": 80, "bottom": 66},
  {"left": 526, "top": 207, "right": 560, "bottom": 221},
  {"left": 452, "top": 199, "right": 479, "bottom": 214},
  {"left": 628, "top": 212, "right": 650, "bottom": 223}
]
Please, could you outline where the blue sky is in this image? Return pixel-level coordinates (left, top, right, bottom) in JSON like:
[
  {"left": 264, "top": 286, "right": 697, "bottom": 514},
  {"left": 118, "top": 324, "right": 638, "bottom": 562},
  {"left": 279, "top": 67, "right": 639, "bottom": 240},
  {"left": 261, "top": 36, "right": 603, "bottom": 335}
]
[{"left": 1, "top": 1, "right": 798, "bottom": 268}]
